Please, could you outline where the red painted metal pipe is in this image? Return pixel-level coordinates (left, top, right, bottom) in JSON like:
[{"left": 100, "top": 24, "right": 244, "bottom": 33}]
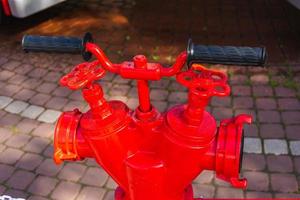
[{"left": 53, "top": 42, "right": 250, "bottom": 199}]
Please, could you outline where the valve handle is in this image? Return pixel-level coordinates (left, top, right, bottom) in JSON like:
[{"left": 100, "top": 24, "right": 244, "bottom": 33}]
[
  {"left": 60, "top": 61, "right": 106, "bottom": 90},
  {"left": 177, "top": 64, "right": 230, "bottom": 97}
]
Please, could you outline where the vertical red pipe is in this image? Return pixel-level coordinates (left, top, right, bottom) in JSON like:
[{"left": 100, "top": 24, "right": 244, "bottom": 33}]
[{"left": 133, "top": 55, "right": 151, "bottom": 112}]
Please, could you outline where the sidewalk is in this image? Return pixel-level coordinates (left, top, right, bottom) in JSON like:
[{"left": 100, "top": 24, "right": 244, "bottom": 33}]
[{"left": 0, "top": 0, "right": 299, "bottom": 199}]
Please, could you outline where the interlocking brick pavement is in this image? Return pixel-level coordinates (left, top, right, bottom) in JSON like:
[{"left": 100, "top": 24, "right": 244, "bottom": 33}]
[{"left": 1, "top": 0, "right": 300, "bottom": 199}]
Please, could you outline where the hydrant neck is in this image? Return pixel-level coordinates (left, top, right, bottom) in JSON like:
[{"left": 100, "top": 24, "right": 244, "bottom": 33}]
[{"left": 82, "top": 83, "right": 112, "bottom": 118}]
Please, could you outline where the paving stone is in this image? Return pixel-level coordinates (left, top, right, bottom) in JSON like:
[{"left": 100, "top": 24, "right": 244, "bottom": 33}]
[
  {"left": 0, "top": 164, "right": 15, "bottom": 182},
  {"left": 246, "top": 191, "right": 272, "bottom": 198},
  {"left": 38, "top": 109, "right": 62, "bottom": 123},
  {"left": 243, "top": 123, "right": 258, "bottom": 137},
  {"left": 23, "top": 137, "right": 50, "bottom": 153},
  {"left": 28, "top": 176, "right": 58, "bottom": 196},
  {"left": 113, "top": 75, "right": 131, "bottom": 84},
  {"left": 58, "top": 163, "right": 87, "bottom": 182},
  {"left": 21, "top": 105, "right": 45, "bottom": 119},
  {"left": 52, "top": 87, "right": 72, "bottom": 97},
  {"left": 0, "top": 70, "right": 14, "bottom": 81},
  {"left": 255, "top": 98, "right": 277, "bottom": 110},
  {"left": 0, "top": 96, "right": 13, "bottom": 109},
  {"left": 264, "top": 139, "right": 288, "bottom": 155},
  {"left": 150, "top": 89, "right": 169, "bottom": 101},
  {"left": 278, "top": 98, "right": 300, "bottom": 110},
  {"left": 5, "top": 134, "right": 31, "bottom": 148},
  {"left": 16, "top": 118, "right": 39, "bottom": 133},
  {"left": 216, "top": 187, "right": 244, "bottom": 198},
  {"left": 275, "top": 86, "right": 296, "bottom": 97},
  {"left": 266, "top": 155, "right": 293, "bottom": 172},
  {"left": 106, "top": 177, "right": 118, "bottom": 189},
  {"left": 36, "top": 82, "right": 57, "bottom": 94},
  {"left": 45, "top": 96, "right": 68, "bottom": 110},
  {"left": 36, "top": 158, "right": 63, "bottom": 176},
  {"left": 243, "top": 171, "right": 269, "bottom": 191},
  {"left": 192, "top": 184, "right": 215, "bottom": 199},
  {"left": 4, "top": 189, "right": 29, "bottom": 199},
  {"left": 2, "top": 60, "right": 21, "bottom": 71},
  {"left": 23, "top": 78, "right": 43, "bottom": 89},
  {"left": 0, "top": 113, "right": 21, "bottom": 127},
  {"left": 109, "top": 84, "right": 130, "bottom": 96},
  {"left": 14, "top": 88, "right": 36, "bottom": 101},
  {"left": 43, "top": 71, "right": 62, "bottom": 82},
  {"left": 150, "top": 79, "right": 170, "bottom": 89},
  {"left": 42, "top": 145, "right": 54, "bottom": 158},
  {"left": 69, "top": 90, "right": 84, "bottom": 101},
  {"left": 211, "top": 96, "right": 231, "bottom": 107},
  {"left": 5, "top": 100, "right": 29, "bottom": 114},
  {"left": 127, "top": 97, "right": 139, "bottom": 109},
  {"left": 168, "top": 91, "right": 187, "bottom": 103},
  {"left": 260, "top": 124, "right": 285, "bottom": 138},
  {"left": 230, "top": 74, "right": 248, "bottom": 85},
  {"left": 250, "top": 74, "right": 269, "bottom": 85},
  {"left": 252, "top": 86, "right": 273, "bottom": 97},
  {"left": 108, "top": 95, "right": 128, "bottom": 102},
  {"left": 29, "top": 93, "right": 51, "bottom": 106},
  {"left": 275, "top": 193, "right": 300, "bottom": 198},
  {"left": 152, "top": 100, "right": 168, "bottom": 112},
  {"left": 294, "top": 157, "right": 300, "bottom": 174},
  {"left": 80, "top": 167, "right": 109, "bottom": 187},
  {"left": 0, "top": 127, "right": 13, "bottom": 144},
  {"left": 212, "top": 108, "right": 233, "bottom": 120},
  {"left": 194, "top": 170, "right": 214, "bottom": 184},
  {"left": 14, "top": 64, "right": 33, "bottom": 75},
  {"left": 231, "top": 85, "right": 251, "bottom": 96},
  {"left": 286, "top": 125, "right": 300, "bottom": 140},
  {"left": 258, "top": 110, "right": 281, "bottom": 123},
  {"left": 7, "top": 170, "right": 35, "bottom": 190},
  {"left": 270, "top": 173, "right": 298, "bottom": 193},
  {"left": 0, "top": 185, "right": 6, "bottom": 194},
  {"left": 1, "top": 84, "right": 22, "bottom": 96},
  {"left": 290, "top": 141, "right": 300, "bottom": 156},
  {"left": 8, "top": 74, "right": 27, "bottom": 85},
  {"left": 28, "top": 68, "right": 48, "bottom": 79},
  {"left": 16, "top": 153, "right": 44, "bottom": 171},
  {"left": 63, "top": 100, "right": 86, "bottom": 111},
  {"left": 104, "top": 190, "right": 115, "bottom": 200},
  {"left": 31, "top": 123, "right": 55, "bottom": 138},
  {"left": 281, "top": 111, "right": 300, "bottom": 124},
  {"left": 51, "top": 181, "right": 81, "bottom": 200},
  {"left": 242, "top": 154, "right": 266, "bottom": 171},
  {"left": 0, "top": 148, "right": 23, "bottom": 164},
  {"left": 233, "top": 97, "right": 253, "bottom": 108},
  {"left": 244, "top": 138, "right": 262, "bottom": 154},
  {"left": 76, "top": 186, "right": 106, "bottom": 200},
  {"left": 28, "top": 196, "right": 48, "bottom": 200}
]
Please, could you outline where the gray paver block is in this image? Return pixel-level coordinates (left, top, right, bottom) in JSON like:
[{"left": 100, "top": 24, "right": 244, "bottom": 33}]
[
  {"left": 0, "top": 96, "right": 13, "bottom": 109},
  {"left": 21, "top": 105, "right": 45, "bottom": 119},
  {"left": 264, "top": 139, "right": 288, "bottom": 155},
  {"left": 5, "top": 100, "right": 29, "bottom": 114},
  {"left": 244, "top": 137, "right": 262, "bottom": 154},
  {"left": 290, "top": 141, "right": 300, "bottom": 156},
  {"left": 37, "top": 109, "right": 61, "bottom": 123}
]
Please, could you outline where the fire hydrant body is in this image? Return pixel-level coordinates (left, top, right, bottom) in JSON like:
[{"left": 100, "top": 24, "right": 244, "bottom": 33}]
[
  {"left": 22, "top": 34, "right": 266, "bottom": 200},
  {"left": 53, "top": 48, "right": 250, "bottom": 200}
]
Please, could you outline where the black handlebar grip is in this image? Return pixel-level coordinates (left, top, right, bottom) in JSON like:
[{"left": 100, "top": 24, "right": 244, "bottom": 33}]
[
  {"left": 187, "top": 39, "right": 267, "bottom": 67},
  {"left": 22, "top": 32, "right": 93, "bottom": 61}
]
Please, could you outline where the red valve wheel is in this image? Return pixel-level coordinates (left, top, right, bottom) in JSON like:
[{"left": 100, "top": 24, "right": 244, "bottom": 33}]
[
  {"left": 60, "top": 60, "right": 106, "bottom": 90},
  {"left": 176, "top": 64, "right": 230, "bottom": 97}
]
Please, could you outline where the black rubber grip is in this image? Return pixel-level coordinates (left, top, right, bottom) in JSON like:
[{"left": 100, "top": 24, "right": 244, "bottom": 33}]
[
  {"left": 187, "top": 39, "right": 267, "bottom": 67},
  {"left": 22, "top": 32, "right": 93, "bottom": 61}
]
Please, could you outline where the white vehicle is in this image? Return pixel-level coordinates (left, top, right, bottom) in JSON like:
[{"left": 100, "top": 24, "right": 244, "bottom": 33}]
[
  {"left": 0, "top": 0, "right": 66, "bottom": 23},
  {"left": 288, "top": 0, "right": 300, "bottom": 9}
]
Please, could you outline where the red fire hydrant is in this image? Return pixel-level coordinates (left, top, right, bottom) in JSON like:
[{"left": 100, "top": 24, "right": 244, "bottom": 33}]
[{"left": 22, "top": 34, "right": 266, "bottom": 200}]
